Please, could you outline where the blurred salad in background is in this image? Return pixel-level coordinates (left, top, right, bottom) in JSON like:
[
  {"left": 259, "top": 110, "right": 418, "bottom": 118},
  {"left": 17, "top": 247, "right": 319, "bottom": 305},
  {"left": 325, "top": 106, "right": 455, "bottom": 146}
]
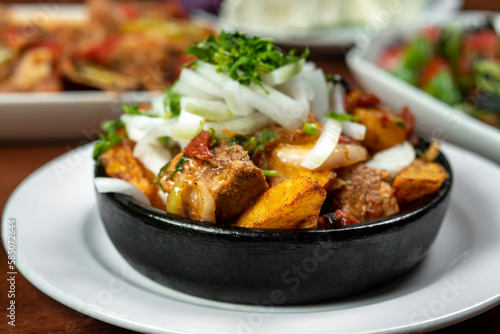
[{"left": 378, "top": 19, "right": 500, "bottom": 129}]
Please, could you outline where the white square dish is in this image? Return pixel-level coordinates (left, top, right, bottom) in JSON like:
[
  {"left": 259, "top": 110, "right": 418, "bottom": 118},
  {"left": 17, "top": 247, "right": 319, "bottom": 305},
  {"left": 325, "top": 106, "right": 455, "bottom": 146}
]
[{"left": 346, "top": 11, "right": 500, "bottom": 164}]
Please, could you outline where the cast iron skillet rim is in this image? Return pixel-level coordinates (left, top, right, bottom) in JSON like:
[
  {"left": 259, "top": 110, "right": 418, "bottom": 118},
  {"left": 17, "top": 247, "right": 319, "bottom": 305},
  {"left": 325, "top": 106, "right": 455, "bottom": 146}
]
[{"left": 96, "top": 138, "right": 453, "bottom": 237}]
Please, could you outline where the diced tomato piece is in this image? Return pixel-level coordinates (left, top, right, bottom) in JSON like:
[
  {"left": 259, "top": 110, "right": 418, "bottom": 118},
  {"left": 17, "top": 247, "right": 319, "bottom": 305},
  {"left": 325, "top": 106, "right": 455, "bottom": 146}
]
[
  {"left": 419, "top": 57, "right": 450, "bottom": 88},
  {"left": 378, "top": 44, "right": 405, "bottom": 71},
  {"left": 459, "top": 29, "right": 498, "bottom": 74},
  {"left": 184, "top": 130, "right": 213, "bottom": 161},
  {"left": 79, "top": 36, "right": 121, "bottom": 64}
]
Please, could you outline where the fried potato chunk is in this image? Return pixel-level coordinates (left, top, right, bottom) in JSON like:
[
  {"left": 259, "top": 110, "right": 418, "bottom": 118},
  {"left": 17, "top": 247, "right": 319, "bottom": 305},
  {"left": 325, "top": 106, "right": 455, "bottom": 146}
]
[
  {"left": 100, "top": 138, "right": 164, "bottom": 209},
  {"left": 234, "top": 176, "right": 327, "bottom": 229},
  {"left": 354, "top": 107, "right": 407, "bottom": 152},
  {"left": 393, "top": 159, "right": 449, "bottom": 204}
]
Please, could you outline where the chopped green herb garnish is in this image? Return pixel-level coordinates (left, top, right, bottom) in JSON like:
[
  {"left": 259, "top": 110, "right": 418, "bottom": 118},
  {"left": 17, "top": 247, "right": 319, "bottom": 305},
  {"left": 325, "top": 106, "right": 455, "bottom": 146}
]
[
  {"left": 169, "top": 155, "right": 190, "bottom": 180},
  {"left": 159, "top": 136, "right": 171, "bottom": 147},
  {"left": 262, "top": 170, "right": 278, "bottom": 177},
  {"left": 186, "top": 31, "right": 309, "bottom": 91},
  {"left": 302, "top": 122, "right": 320, "bottom": 136},
  {"left": 396, "top": 120, "right": 406, "bottom": 129},
  {"left": 258, "top": 128, "right": 279, "bottom": 143},
  {"left": 122, "top": 103, "right": 142, "bottom": 115},
  {"left": 227, "top": 128, "right": 278, "bottom": 154},
  {"left": 92, "top": 119, "right": 125, "bottom": 161},
  {"left": 193, "top": 121, "right": 205, "bottom": 138},
  {"left": 228, "top": 133, "right": 248, "bottom": 147},
  {"left": 163, "top": 86, "right": 182, "bottom": 118},
  {"left": 326, "top": 111, "right": 358, "bottom": 122},
  {"left": 152, "top": 162, "right": 171, "bottom": 192},
  {"left": 415, "top": 148, "right": 425, "bottom": 159}
]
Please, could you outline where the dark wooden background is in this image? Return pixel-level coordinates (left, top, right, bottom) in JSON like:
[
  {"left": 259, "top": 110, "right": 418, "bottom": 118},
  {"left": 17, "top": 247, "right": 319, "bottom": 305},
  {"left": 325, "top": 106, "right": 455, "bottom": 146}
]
[{"left": 1, "top": 0, "right": 499, "bottom": 333}]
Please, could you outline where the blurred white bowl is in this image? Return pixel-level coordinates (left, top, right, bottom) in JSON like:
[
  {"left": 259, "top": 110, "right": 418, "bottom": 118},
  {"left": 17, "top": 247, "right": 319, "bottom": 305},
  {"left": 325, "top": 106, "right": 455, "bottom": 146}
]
[{"left": 346, "top": 11, "right": 500, "bottom": 164}]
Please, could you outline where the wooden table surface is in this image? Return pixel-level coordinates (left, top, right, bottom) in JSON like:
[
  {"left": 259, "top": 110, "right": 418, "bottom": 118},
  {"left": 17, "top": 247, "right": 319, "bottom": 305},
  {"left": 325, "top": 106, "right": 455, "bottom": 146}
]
[{"left": 1, "top": 0, "right": 499, "bottom": 333}]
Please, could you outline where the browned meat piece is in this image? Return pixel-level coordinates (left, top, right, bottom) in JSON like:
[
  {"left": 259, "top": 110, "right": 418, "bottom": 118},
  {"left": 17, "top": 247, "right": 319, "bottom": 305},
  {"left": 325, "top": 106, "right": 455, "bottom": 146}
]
[
  {"left": 332, "top": 163, "right": 399, "bottom": 222},
  {"left": 160, "top": 143, "right": 268, "bottom": 224}
]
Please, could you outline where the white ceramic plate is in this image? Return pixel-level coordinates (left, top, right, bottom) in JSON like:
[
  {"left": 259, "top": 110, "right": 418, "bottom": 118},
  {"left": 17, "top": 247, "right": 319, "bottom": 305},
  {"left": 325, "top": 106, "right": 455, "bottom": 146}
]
[
  {"left": 216, "top": 0, "right": 462, "bottom": 51},
  {"left": 2, "top": 143, "right": 500, "bottom": 333},
  {"left": 0, "top": 5, "right": 160, "bottom": 140},
  {"left": 346, "top": 11, "right": 500, "bottom": 164}
]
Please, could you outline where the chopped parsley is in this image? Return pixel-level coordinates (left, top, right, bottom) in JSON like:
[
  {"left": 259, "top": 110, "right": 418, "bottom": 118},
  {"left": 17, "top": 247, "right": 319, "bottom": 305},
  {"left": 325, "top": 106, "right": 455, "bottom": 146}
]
[
  {"left": 92, "top": 119, "right": 125, "bottom": 161},
  {"left": 159, "top": 136, "right": 171, "bottom": 147},
  {"left": 152, "top": 162, "right": 171, "bottom": 192},
  {"left": 227, "top": 128, "right": 278, "bottom": 154},
  {"left": 326, "top": 111, "right": 358, "bottom": 122},
  {"left": 163, "top": 87, "right": 182, "bottom": 118},
  {"left": 122, "top": 103, "right": 142, "bottom": 115},
  {"left": 302, "top": 122, "right": 319, "bottom": 136},
  {"left": 186, "top": 31, "right": 309, "bottom": 91},
  {"left": 395, "top": 120, "right": 406, "bottom": 129},
  {"left": 169, "top": 155, "right": 190, "bottom": 180}
]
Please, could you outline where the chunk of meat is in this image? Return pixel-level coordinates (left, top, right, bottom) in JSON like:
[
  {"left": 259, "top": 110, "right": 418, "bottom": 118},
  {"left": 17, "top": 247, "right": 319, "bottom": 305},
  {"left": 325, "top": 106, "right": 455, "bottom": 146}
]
[
  {"left": 332, "top": 163, "right": 399, "bottom": 222},
  {"left": 100, "top": 137, "right": 164, "bottom": 210},
  {"left": 160, "top": 143, "right": 268, "bottom": 223}
]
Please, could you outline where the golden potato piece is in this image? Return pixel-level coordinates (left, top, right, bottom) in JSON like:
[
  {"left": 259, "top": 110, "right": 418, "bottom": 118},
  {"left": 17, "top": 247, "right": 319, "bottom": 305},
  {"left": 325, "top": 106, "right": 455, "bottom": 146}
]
[
  {"left": 354, "top": 107, "right": 407, "bottom": 152},
  {"left": 100, "top": 138, "right": 164, "bottom": 210},
  {"left": 393, "top": 159, "right": 449, "bottom": 204},
  {"left": 234, "top": 176, "right": 327, "bottom": 229}
]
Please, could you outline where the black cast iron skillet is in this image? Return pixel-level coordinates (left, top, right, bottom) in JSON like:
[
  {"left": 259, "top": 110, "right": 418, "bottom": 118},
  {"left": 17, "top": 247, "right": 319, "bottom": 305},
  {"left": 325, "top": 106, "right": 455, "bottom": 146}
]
[{"left": 94, "top": 139, "right": 453, "bottom": 305}]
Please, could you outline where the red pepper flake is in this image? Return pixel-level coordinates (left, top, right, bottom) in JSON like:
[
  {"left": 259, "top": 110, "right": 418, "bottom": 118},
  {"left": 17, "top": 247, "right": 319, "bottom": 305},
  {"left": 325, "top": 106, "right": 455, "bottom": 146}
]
[{"left": 184, "top": 130, "right": 213, "bottom": 161}]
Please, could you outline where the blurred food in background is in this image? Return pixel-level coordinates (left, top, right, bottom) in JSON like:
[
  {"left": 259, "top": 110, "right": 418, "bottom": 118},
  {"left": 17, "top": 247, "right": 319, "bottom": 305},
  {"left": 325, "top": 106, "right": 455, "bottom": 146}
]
[
  {"left": 0, "top": 0, "right": 214, "bottom": 93},
  {"left": 220, "top": 0, "right": 427, "bottom": 34},
  {"left": 378, "top": 19, "right": 500, "bottom": 129}
]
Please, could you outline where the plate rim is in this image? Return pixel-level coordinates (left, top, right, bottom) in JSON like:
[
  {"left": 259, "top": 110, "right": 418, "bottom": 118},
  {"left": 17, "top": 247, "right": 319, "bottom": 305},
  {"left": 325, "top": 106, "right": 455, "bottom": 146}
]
[{"left": 2, "top": 142, "right": 500, "bottom": 334}]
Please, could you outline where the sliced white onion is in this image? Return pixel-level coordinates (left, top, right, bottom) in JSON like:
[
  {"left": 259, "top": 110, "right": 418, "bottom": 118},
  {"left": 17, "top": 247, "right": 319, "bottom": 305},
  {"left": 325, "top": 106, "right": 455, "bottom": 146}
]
[
  {"left": 332, "top": 82, "right": 346, "bottom": 114},
  {"left": 205, "top": 112, "right": 272, "bottom": 136},
  {"left": 178, "top": 68, "right": 224, "bottom": 98},
  {"left": 341, "top": 121, "right": 366, "bottom": 140},
  {"left": 366, "top": 141, "right": 416, "bottom": 177},
  {"left": 185, "top": 181, "right": 216, "bottom": 223},
  {"left": 260, "top": 58, "right": 305, "bottom": 86},
  {"left": 171, "top": 121, "right": 203, "bottom": 140},
  {"left": 150, "top": 93, "right": 167, "bottom": 116},
  {"left": 276, "top": 75, "right": 312, "bottom": 110},
  {"left": 276, "top": 143, "right": 368, "bottom": 170},
  {"left": 301, "top": 69, "right": 329, "bottom": 120},
  {"left": 133, "top": 126, "right": 173, "bottom": 174},
  {"left": 194, "top": 61, "right": 230, "bottom": 87},
  {"left": 120, "top": 114, "right": 172, "bottom": 142},
  {"left": 173, "top": 79, "right": 220, "bottom": 100},
  {"left": 223, "top": 80, "right": 255, "bottom": 116},
  {"left": 94, "top": 177, "right": 151, "bottom": 206},
  {"left": 180, "top": 96, "right": 234, "bottom": 122},
  {"left": 248, "top": 82, "right": 308, "bottom": 129},
  {"left": 301, "top": 119, "right": 342, "bottom": 170},
  {"left": 177, "top": 108, "right": 204, "bottom": 124}
]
